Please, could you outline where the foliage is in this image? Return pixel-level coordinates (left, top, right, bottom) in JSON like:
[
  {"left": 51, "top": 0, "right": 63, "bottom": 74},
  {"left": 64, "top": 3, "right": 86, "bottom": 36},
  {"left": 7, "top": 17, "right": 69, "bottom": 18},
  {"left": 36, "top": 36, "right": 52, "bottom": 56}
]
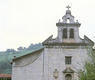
[
  {"left": 79, "top": 48, "right": 95, "bottom": 80},
  {"left": 0, "top": 43, "right": 43, "bottom": 74},
  {"left": 17, "top": 47, "right": 26, "bottom": 51}
]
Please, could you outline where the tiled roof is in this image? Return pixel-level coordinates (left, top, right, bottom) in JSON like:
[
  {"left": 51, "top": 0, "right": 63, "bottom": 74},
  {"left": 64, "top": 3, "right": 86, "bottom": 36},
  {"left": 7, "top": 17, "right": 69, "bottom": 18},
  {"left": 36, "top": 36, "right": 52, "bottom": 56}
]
[
  {"left": 13, "top": 48, "right": 44, "bottom": 61},
  {"left": 0, "top": 74, "right": 11, "bottom": 78}
]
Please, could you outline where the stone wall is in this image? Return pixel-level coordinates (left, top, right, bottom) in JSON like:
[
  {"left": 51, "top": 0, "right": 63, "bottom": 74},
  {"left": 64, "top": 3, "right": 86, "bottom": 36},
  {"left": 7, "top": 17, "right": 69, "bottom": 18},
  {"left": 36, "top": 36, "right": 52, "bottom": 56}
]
[
  {"left": 44, "top": 46, "right": 88, "bottom": 80},
  {"left": 12, "top": 46, "right": 88, "bottom": 80},
  {"left": 12, "top": 51, "right": 44, "bottom": 80}
]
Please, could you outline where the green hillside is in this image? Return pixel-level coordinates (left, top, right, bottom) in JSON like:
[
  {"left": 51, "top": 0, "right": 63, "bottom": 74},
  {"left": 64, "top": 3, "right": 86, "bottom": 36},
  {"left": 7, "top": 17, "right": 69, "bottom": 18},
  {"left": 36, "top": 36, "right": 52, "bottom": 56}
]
[{"left": 0, "top": 43, "right": 43, "bottom": 74}]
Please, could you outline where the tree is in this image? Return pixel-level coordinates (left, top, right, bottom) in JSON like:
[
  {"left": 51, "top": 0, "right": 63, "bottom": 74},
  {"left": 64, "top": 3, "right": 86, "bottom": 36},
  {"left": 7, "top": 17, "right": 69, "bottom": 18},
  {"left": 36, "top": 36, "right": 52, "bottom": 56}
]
[
  {"left": 6, "top": 49, "right": 16, "bottom": 53},
  {"left": 17, "top": 47, "right": 26, "bottom": 51},
  {"left": 79, "top": 48, "right": 95, "bottom": 80}
]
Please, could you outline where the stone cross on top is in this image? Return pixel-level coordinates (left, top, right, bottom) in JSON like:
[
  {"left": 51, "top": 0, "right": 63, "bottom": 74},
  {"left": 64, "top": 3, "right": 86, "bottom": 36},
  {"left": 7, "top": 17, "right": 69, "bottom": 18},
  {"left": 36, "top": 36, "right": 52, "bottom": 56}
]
[{"left": 66, "top": 5, "right": 71, "bottom": 10}]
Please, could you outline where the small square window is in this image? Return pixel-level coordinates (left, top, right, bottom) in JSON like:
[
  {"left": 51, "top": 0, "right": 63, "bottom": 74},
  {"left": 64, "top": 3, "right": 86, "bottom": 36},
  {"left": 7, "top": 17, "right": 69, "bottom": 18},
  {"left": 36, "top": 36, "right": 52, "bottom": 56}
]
[{"left": 65, "top": 56, "right": 72, "bottom": 64}]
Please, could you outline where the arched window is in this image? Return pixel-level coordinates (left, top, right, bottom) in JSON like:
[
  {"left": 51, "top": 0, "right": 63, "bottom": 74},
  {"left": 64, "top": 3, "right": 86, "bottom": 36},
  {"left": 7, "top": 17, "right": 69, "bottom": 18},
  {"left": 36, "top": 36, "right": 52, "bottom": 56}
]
[
  {"left": 70, "top": 29, "right": 74, "bottom": 38},
  {"left": 67, "top": 18, "right": 70, "bottom": 23},
  {"left": 65, "top": 74, "right": 72, "bottom": 80},
  {"left": 63, "top": 28, "right": 67, "bottom": 39}
]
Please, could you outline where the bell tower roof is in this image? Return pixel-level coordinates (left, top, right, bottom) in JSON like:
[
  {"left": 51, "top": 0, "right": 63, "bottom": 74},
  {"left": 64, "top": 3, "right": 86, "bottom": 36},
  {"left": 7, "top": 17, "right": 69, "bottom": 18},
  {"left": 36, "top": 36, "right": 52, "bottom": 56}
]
[
  {"left": 66, "top": 5, "right": 71, "bottom": 15},
  {"left": 56, "top": 6, "right": 81, "bottom": 26},
  {"left": 42, "top": 6, "right": 94, "bottom": 47}
]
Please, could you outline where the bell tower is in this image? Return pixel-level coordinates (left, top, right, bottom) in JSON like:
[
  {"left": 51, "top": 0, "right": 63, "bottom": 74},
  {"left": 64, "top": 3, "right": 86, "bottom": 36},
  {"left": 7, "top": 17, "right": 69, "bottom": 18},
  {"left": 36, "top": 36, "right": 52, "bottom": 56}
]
[{"left": 56, "top": 6, "right": 81, "bottom": 43}]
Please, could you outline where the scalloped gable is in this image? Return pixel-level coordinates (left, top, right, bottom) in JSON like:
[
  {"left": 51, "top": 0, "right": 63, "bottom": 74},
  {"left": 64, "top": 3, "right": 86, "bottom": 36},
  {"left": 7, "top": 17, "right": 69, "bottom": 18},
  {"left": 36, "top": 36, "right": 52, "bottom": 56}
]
[
  {"left": 43, "top": 35, "right": 94, "bottom": 46},
  {"left": 84, "top": 35, "right": 94, "bottom": 46}
]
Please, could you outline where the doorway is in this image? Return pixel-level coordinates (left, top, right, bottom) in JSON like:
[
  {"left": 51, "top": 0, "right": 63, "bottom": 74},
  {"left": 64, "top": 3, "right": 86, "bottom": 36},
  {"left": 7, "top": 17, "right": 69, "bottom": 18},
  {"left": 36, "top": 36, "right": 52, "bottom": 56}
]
[{"left": 65, "top": 74, "right": 72, "bottom": 80}]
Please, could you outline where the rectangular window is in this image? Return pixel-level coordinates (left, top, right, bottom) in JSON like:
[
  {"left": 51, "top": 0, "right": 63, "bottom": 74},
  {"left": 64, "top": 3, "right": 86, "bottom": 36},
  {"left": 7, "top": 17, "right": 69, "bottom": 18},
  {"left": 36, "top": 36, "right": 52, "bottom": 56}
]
[{"left": 65, "top": 56, "right": 72, "bottom": 64}]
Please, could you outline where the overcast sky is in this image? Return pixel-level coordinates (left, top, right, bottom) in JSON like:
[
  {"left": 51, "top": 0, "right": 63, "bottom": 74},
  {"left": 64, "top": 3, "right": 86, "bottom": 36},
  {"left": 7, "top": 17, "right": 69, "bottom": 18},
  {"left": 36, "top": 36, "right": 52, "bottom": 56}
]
[{"left": 0, "top": 0, "right": 95, "bottom": 51}]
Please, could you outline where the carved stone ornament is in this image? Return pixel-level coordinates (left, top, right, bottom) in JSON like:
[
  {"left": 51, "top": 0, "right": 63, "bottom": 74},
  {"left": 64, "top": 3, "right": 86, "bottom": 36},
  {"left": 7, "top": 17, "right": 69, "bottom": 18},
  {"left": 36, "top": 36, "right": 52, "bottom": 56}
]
[{"left": 53, "top": 69, "right": 59, "bottom": 79}]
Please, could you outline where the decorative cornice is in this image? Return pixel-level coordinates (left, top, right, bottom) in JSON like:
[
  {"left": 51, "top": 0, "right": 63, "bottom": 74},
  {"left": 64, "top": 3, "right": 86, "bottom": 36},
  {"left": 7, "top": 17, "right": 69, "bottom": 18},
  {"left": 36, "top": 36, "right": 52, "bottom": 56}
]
[
  {"left": 63, "top": 67, "right": 74, "bottom": 73},
  {"left": 43, "top": 42, "right": 92, "bottom": 46},
  {"left": 45, "top": 46, "right": 86, "bottom": 49},
  {"left": 56, "top": 22, "right": 81, "bottom": 27}
]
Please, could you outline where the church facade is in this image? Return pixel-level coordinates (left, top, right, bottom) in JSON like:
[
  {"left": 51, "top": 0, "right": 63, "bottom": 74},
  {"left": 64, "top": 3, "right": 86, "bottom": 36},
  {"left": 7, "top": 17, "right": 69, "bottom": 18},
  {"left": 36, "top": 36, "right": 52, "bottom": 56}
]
[{"left": 12, "top": 6, "right": 94, "bottom": 80}]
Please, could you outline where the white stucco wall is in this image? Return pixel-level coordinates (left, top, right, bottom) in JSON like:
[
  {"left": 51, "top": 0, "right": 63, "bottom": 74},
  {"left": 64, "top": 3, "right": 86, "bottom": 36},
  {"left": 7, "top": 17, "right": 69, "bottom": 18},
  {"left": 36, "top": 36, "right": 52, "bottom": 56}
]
[
  {"left": 43, "top": 46, "right": 88, "bottom": 80},
  {"left": 12, "top": 46, "right": 89, "bottom": 80},
  {"left": 12, "top": 51, "right": 44, "bottom": 80}
]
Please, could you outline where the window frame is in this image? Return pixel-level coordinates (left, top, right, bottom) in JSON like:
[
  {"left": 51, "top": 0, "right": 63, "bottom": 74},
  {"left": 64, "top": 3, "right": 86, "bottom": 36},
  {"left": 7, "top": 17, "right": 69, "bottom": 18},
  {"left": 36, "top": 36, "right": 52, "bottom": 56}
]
[{"left": 65, "top": 56, "right": 72, "bottom": 65}]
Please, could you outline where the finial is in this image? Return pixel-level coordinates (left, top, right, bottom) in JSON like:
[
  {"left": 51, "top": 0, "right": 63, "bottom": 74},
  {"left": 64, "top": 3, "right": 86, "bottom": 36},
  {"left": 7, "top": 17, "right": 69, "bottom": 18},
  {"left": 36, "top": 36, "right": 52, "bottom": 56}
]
[
  {"left": 58, "top": 19, "right": 61, "bottom": 22},
  {"left": 66, "top": 5, "right": 71, "bottom": 10},
  {"left": 76, "top": 20, "right": 79, "bottom": 23},
  {"left": 76, "top": 20, "right": 78, "bottom": 22}
]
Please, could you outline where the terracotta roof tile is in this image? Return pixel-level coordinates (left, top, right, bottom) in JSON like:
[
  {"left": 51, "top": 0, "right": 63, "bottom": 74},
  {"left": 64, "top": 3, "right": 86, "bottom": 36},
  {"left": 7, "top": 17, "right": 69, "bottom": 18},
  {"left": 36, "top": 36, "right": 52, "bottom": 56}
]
[{"left": 0, "top": 74, "right": 11, "bottom": 78}]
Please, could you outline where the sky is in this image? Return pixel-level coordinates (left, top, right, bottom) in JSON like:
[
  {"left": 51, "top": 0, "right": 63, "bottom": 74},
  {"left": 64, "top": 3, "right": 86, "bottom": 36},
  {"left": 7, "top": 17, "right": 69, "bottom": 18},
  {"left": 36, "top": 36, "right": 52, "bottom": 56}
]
[{"left": 0, "top": 0, "right": 95, "bottom": 51}]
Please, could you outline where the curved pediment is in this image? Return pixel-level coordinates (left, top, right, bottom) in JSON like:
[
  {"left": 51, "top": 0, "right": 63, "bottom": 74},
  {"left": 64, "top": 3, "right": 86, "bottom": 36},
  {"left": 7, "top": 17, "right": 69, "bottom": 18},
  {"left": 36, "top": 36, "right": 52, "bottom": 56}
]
[{"left": 63, "top": 67, "right": 74, "bottom": 73}]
